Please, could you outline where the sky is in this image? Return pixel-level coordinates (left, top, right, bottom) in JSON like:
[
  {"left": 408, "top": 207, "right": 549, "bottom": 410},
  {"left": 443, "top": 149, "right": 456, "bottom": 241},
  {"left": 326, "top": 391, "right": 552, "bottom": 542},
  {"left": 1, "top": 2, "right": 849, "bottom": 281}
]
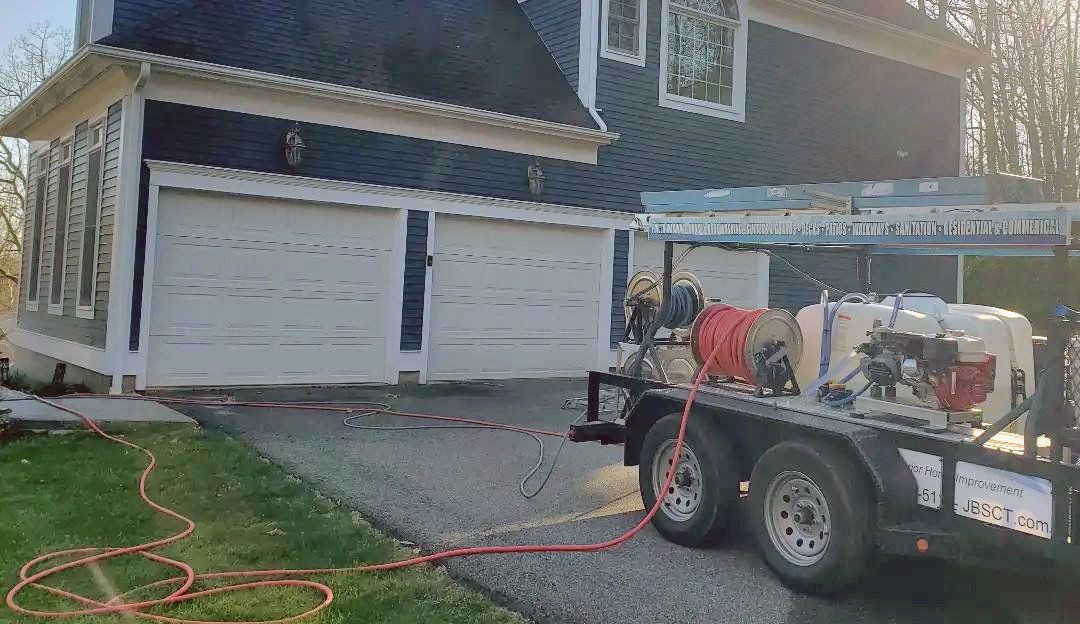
[{"left": 0, "top": 0, "right": 75, "bottom": 51}]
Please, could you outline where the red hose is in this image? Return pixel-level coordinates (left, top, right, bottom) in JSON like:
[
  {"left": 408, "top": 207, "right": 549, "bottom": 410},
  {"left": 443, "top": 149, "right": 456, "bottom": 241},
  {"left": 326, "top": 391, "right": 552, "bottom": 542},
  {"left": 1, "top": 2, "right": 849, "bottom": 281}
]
[
  {"left": 6, "top": 346, "right": 723, "bottom": 624},
  {"left": 695, "top": 304, "right": 768, "bottom": 384}
]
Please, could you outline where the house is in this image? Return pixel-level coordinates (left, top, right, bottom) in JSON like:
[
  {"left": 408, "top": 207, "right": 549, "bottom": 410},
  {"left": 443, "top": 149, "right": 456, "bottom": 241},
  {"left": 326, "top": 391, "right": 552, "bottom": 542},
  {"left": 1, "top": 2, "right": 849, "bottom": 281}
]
[{"left": 0, "top": 0, "right": 981, "bottom": 393}]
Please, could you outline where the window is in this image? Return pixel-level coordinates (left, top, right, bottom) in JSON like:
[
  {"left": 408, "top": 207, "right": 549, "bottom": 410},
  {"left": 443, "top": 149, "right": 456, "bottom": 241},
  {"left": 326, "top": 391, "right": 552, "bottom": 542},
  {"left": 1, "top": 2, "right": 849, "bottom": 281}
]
[
  {"left": 602, "top": 0, "right": 648, "bottom": 66},
  {"left": 77, "top": 122, "right": 106, "bottom": 317},
  {"left": 26, "top": 152, "right": 49, "bottom": 310},
  {"left": 659, "top": 0, "right": 747, "bottom": 121},
  {"left": 48, "top": 139, "right": 74, "bottom": 314}
]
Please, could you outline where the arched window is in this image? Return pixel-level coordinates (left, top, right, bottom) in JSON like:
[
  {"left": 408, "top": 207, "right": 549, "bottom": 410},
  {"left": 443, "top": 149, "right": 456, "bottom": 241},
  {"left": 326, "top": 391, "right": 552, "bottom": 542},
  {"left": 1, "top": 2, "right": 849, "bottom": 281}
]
[{"left": 659, "top": 0, "right": 747, "bottom": 122}]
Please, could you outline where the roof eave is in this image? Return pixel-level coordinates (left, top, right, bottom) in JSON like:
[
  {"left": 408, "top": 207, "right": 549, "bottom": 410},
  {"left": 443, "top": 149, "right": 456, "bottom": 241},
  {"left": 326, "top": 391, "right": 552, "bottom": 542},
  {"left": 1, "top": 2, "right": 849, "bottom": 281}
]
[{"left": 779, "top": 0, "right": 985, "bottom": 67}]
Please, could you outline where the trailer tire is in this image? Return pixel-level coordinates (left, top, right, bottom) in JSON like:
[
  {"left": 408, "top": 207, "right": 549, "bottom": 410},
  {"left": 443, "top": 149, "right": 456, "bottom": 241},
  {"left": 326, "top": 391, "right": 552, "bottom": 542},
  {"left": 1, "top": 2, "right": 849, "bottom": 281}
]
[
  {"left": 749, "top": 440, "right": 874, "bottom": 594},
  {"left": 639, "top": 412, "right": 738, "bottom": 546}
]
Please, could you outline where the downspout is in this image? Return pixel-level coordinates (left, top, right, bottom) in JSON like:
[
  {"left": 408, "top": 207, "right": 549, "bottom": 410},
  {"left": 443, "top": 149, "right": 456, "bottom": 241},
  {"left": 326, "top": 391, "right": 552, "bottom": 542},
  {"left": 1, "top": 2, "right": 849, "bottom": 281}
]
[
  {"left": 578, "top": 0, "right": 608, "bottom": 132},
  {"left": 106, "top": 60, "right": 151, "bottom": 394}
]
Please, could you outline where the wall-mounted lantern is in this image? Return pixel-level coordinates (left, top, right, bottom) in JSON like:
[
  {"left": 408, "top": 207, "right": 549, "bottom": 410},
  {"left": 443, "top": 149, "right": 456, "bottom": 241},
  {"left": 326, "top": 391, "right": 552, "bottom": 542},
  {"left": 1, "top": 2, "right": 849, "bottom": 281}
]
[
  {"left": 284, "top": 124, "right": 306, "bottom": 169},
  {"left": 527, "top": 158, "right": 545, "bottom": 198}
]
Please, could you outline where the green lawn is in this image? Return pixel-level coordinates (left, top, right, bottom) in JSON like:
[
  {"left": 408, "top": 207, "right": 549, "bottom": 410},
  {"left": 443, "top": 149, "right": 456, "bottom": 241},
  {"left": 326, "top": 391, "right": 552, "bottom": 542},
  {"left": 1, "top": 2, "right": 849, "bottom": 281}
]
[{"left": 0, "top": 425, "right": 523, "bottom": 624}]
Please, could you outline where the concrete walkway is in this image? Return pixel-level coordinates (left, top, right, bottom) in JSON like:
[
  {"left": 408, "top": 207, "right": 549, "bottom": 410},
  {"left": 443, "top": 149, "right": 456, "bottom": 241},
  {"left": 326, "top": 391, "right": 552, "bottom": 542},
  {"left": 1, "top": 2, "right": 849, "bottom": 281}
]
[{"left": 2, "top": 389, "right": 194, "bottom": 428}]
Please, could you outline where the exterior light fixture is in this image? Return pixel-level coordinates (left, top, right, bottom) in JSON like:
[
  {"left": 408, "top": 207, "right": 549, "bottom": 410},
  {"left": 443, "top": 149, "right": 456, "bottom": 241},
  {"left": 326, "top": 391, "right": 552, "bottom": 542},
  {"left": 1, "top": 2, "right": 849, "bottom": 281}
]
[
  {"left": 527, "top": 158, "right": 545, "bottom": 198},
  {"left": 284, "top": 124, "right": 306, "bottom": 169}
]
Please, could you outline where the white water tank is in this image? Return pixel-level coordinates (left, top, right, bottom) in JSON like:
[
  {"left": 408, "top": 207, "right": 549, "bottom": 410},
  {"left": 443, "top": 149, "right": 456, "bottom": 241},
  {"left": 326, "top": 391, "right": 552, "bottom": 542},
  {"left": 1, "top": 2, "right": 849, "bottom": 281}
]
[{"left": 796, "top": 294, "right": 1036, "bottom": 425}]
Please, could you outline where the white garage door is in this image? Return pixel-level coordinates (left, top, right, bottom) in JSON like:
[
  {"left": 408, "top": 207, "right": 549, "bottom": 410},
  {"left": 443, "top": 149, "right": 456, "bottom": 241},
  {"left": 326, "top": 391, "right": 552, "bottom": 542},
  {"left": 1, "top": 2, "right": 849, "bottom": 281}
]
[
  {"left": 147, "top": 190, "right": 396, "bottom": 386},
  {"left": 428, "top": 215, "right": 605, "bottom": 380},
  {"left": 634, "top": 233, "right": 769, "bottom": 308}
]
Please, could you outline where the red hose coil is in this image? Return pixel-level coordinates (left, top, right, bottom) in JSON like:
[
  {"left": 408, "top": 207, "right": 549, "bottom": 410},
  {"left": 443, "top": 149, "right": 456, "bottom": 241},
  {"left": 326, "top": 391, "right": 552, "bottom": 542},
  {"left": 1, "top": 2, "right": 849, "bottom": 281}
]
[{"left": 695, "top": 304, "right": 769, "bottom": 384}]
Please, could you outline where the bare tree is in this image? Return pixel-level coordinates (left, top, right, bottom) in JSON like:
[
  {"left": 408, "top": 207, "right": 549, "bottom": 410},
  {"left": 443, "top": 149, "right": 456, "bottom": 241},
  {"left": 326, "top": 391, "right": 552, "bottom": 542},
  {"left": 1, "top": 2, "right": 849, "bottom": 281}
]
[{"left": 0, "top": 22, "right": 72, "bottom": 310}]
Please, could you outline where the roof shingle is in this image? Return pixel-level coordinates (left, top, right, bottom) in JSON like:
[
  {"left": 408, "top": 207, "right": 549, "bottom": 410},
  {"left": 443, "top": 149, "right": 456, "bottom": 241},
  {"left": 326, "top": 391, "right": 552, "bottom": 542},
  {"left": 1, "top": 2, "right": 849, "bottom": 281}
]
[{"left": 105, "top": 0, "right": 598, "bottom": 129}]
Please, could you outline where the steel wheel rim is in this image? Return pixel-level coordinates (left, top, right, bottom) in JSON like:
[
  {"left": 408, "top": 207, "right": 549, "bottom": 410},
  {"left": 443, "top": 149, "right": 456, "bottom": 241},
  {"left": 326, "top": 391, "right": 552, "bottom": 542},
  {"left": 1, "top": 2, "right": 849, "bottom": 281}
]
[
  {"left": 651, "top": 439, "right": 704, "bottom": 522},
  {"left": 763, "top": 471, "right": 832, "bottom": 566}
]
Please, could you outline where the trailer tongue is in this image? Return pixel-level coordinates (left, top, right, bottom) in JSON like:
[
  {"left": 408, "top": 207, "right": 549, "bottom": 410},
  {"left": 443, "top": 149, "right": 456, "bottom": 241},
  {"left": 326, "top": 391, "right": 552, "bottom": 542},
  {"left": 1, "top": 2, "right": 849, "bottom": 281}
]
[{"left": 572, "top": 175, "right": 1080, "bottom": 594}]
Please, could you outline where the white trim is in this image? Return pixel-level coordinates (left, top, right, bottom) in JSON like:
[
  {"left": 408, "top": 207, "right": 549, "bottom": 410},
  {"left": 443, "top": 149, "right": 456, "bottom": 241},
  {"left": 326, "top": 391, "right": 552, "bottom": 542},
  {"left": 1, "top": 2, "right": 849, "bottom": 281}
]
[
  {"left": 50, "top": 137, "right": 75, "bottom": 314},
  {"left": 658, "top": 0, "right": 748, "bottom": 123},
  {"left": 578, "top": 0, "right": 604, "bottom": 130},
  {"left": 601, "top": 0, "right": 649, "bottom": 67},
  {"left": 144, "top": 161, "right": 635, "bottom": 230},
  {"left": 419, "top": 211, "right": 436, "bottom": 384},
  {"left": 596, "top": 228, "right": 616, "bottom": 368},
  {"left": 1, "top": 46, "right": 617, "bottom": 164},
  {"left": 755, "top": 251, "right": 771, "bottom": 307},
  {"left": 956, "top": 255, "right": 965, "bottom": 304},
  {"left": 108, "top": 72, "right": 147, "bottom": 393},
  {"left": 75, "top": 117, "right": 108, "bottom": 319},
  {"left": 748, "top": 0, "right": 978, "bottom": 78},
  {"left": 386, "top": 209, "right": 408, "bottom": 385},
  {"left": 8, "top": 327, "right": 109, "bottom": 374},
  {"left": 132, "top": 182, "right": 161, "bottom": 389}
]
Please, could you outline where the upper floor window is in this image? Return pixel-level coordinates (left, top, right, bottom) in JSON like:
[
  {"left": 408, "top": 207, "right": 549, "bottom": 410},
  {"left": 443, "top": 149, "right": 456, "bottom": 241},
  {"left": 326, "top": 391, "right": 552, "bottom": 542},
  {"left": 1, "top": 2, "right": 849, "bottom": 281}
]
[
  {"left": 659, "top": 0, "right": 747, "bottom": 122},
  {"left": 602, "top": 0, "right": 648, "bottom": 66}
]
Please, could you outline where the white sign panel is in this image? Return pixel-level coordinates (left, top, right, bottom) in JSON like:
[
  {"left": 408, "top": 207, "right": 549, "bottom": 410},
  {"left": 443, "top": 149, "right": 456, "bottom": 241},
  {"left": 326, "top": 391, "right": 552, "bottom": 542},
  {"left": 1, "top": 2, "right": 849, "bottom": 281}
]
[
  {"left": 899, "top": 449, "right": 943, "bottom": 509},
  {"left": 954, "top": 462, "right": 1053, "bottom": 539}
]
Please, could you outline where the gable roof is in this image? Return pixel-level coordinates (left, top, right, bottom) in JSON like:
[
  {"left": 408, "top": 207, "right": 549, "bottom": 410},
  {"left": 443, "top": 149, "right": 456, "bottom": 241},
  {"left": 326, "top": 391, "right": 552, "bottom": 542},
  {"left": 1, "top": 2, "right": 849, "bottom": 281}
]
[
  {"left": 104, "top": 0, "right": 599, "bottom": 130},
  {"left": 817, "top": 0, "right": 971, "bottom": 48}
]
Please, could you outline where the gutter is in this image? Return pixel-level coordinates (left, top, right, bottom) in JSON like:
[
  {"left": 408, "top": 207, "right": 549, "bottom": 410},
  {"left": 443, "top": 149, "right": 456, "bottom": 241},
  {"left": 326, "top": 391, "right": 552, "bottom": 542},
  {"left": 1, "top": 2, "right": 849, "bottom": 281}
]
[{"left": 1, "top": 44, "right": 621, "bottom": 145}]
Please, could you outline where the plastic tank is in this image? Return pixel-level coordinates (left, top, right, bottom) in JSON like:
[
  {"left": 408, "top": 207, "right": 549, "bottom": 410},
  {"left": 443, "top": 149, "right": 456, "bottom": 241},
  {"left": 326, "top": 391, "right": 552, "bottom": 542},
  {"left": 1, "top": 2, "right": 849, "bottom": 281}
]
[
  {"left": 881, "top": 297, "right": 1036, "bottom": 422},
  {"left": 799, "top": 294, "right": 1036, "bottom": 426}
]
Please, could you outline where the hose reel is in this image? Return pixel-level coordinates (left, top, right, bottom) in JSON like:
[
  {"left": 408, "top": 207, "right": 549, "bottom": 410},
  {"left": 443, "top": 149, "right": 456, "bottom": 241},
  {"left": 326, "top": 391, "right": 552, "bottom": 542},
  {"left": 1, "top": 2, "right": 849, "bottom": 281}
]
[{"left": 623, "top": 271, "right": 707, "bottom": 343}]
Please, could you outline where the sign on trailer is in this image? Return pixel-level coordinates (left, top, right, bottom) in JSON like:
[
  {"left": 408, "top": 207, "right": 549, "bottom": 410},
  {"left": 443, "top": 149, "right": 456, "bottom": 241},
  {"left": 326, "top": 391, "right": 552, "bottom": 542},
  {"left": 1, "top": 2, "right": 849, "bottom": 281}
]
[
  {"left": 954, "top": 462, "right": 1053, "bottom": 539},
  {"left": 645, "top": 209, "right": 1070, "bottom": 246}
]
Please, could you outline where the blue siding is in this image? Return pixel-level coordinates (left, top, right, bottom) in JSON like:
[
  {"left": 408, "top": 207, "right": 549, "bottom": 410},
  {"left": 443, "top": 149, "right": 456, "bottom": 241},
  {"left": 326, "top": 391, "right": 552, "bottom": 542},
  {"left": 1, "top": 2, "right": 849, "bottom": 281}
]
[
  {"left": 768, "top": 251, "right": 959, "bottom": 311},
  {"left": 586, "top": 18, "right": 963, "bottom": 203},
  {"left": 870, "top": 255, "right": 959, "bottom": 301},
  {"left": 611, "top": 230, "right": 630, "bottom": 347},
  {"left": 400, "top": 211, "right": 430, "bottom": 351},
  {"left": 768, "top": 250, "right": 863, "bottom": 312},
  {"left": 521, "top": 0, "right": 581, "bottom": 90}
]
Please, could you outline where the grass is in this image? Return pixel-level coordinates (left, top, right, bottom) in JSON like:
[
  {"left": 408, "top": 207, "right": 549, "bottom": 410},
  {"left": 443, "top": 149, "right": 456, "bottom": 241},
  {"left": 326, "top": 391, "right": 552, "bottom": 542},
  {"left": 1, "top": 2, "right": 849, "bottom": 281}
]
[{"left": 0, "top": 425, "right": 524, "bottom": 624}]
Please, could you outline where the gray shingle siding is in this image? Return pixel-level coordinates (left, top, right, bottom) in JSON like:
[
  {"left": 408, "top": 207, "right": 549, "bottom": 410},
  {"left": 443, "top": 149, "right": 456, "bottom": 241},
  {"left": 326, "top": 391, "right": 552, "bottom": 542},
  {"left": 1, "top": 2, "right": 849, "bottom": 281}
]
[
  {"left": 400, "top": 210, "right": 430, "bottom": 352},
  {"left": 17, "top": 102, "right": 121, "bottom": 349},
  {"left": 521, "top": 0, "right": 581, "bottom": 90},
  {"left": 869, "top": 255, "right": 958, "bottom": 301},
  {"left": 611, "top": 230, "right": 629, "bottom": 347}
]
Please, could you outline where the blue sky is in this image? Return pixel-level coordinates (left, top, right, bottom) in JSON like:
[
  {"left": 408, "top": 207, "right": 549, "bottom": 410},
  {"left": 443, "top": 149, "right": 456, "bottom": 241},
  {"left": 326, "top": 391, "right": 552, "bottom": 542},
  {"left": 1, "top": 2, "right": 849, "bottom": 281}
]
[{"left": 0, "top": 0, "right": 76, "bottom": 51}]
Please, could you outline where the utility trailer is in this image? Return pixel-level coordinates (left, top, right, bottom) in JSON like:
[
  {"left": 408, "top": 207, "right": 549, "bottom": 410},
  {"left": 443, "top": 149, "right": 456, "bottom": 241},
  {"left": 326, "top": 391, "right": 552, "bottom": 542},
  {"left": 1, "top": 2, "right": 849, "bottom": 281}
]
[{"left": 570, "top": 177, "right": 1080, "bottom": 593}]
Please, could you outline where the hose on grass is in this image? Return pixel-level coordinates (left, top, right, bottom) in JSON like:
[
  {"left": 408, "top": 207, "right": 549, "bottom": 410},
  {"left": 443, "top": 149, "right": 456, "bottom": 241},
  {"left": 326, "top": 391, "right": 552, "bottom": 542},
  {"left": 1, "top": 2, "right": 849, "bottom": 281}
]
[{"left": 6, "top": 360, "right": 720, "bottom": 624}]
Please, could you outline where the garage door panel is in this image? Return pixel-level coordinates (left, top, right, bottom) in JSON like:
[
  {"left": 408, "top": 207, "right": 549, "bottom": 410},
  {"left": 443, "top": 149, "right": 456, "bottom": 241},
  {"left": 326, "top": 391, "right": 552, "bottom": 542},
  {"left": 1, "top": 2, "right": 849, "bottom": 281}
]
[
  {"left": 148, "top": 190, "right": 392, "bottom": 386},
  {"left": 634, "top": 234, "right": 768, "bottom": 309},
  {"left": 429, "top": 215, "right": 604, "bottom": 381},
  {"left": 430, "top": 339, "right": 598, "bottom": 380},
  {"left": 434, "top": 257, "right": 598, "bottom": 300}
]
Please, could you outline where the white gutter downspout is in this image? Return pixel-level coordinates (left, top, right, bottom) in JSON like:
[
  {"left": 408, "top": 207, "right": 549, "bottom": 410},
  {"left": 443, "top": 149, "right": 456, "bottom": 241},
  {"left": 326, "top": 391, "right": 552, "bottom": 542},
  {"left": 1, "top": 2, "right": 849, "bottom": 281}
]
[
  {"left": 578, "top": 0, "right": 608, "bottom": 132},
  {"left": 106, "top": 60, "right": 150, "bottom": 394}
]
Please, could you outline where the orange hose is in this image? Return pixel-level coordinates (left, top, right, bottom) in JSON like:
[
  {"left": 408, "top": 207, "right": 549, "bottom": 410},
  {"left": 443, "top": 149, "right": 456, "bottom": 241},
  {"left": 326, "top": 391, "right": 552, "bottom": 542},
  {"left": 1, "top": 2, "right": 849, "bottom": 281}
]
[
  {"left": 696, "top": 304, "right": 768, "bottom": 384},
  {"left": 6, "top": 347, "right": 722, "bottom": 623}
]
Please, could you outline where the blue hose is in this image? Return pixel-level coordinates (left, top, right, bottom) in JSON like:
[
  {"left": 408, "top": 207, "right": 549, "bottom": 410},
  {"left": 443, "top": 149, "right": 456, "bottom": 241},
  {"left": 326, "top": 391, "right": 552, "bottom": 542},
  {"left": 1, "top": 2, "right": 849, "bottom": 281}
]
[
  {"left": 818, "top": 292, "right": 870, "bottom": 377},
  {"left": 823, "top": 381, "right": 873, "bottom": 407}
]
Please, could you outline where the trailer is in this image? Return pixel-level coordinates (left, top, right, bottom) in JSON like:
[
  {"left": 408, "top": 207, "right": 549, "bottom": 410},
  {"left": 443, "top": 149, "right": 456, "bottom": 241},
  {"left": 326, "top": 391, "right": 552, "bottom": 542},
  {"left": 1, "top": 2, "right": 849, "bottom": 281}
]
[{"left": 569, "top": 176, "right": 1080, "bottom": 594}]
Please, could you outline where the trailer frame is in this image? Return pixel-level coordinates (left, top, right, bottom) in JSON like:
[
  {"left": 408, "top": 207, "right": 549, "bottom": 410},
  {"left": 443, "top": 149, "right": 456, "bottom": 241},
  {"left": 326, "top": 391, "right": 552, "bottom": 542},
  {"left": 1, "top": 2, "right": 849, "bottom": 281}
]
[{"left": 573, "top": 190, "right": 1080, "bottom": 586}]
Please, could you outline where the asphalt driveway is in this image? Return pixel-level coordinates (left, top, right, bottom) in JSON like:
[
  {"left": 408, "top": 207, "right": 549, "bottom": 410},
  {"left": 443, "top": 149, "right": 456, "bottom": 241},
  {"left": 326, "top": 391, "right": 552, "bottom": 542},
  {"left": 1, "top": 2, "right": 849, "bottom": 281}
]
[{"left": 173, "top": 380, "right": 1078, "bottom": 624}]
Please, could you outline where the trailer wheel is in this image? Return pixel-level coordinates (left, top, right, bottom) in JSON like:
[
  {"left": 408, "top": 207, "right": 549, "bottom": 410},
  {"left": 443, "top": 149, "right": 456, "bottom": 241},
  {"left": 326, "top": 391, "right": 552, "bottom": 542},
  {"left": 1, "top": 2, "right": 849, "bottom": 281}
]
[
  {"left": 639, "top": 413, "right": 738, "bottom": 546},
  {"left": 749, "top": 440, "right": 874, "bottom": 594}
]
